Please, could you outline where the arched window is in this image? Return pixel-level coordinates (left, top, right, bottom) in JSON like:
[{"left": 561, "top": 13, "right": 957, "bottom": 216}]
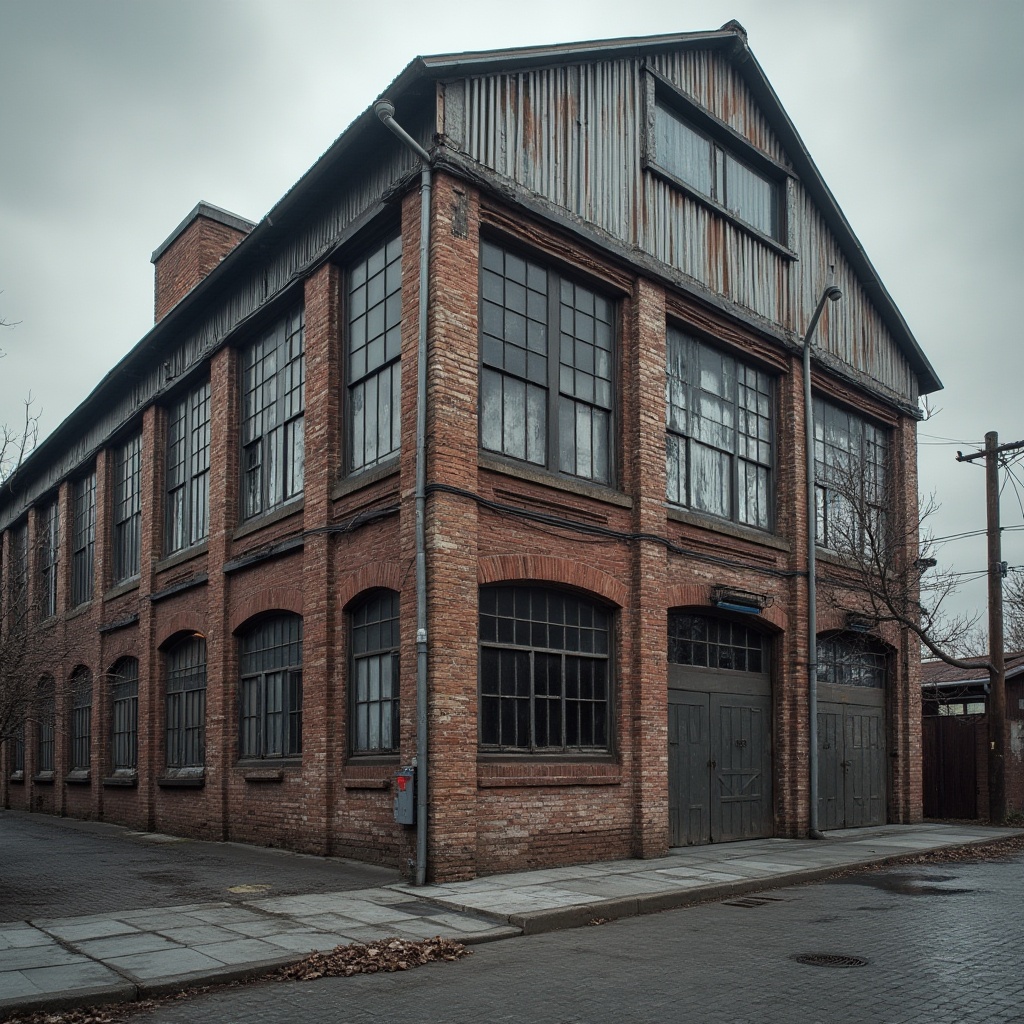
[
  {"left": 69, "top": 667, "right": 92, "bottom": 771},
  {"left": 166, "top": 635, "right": 206, "bottom": 768},
  {"left": 479, "top": 586, "right": 612, "bottom": 752},
  {"left": 110, "top": 658, "right": 139, "bottom": 771},
  {"left": 667, "top": 613, "right": 766, "bottom": 672},
  {"left": 350, "top": 590, "right": 399, "bottom": 754},
  {"left": 239, "top": 615, "right": 303, "bottom": 759},
  {"left": 817, "top": 633, "right": 887, "bottom": 688},
  {"left": 36, "top": 676, "right": 55, "bottom": 774}
]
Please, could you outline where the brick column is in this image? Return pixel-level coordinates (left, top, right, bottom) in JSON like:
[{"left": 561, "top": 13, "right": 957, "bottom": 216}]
[
  {"left": 623, "top": 277, "right": 669, "bottom": 858},
  {"left": 411, "top": 174, "right": 482, "bottom": 882},
  {"left": 205, "top": 346, "right": 239, "bottom": 839},
  {"left": 300, "top": 262, "right": 341, "bottom": 854}
]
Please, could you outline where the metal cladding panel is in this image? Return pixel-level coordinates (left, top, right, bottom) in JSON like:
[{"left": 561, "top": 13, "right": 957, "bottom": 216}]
[
  {"left": 791, "top": 193, "right": 917, "bottom": 401},
  {"left": 457, "top": 48, "right": 918, "bottom": 403}
]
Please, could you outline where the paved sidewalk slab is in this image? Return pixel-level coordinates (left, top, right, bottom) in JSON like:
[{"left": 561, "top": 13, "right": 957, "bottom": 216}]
[{"left": 1, "top": 822, "right": 1019, "bottom": 1016}]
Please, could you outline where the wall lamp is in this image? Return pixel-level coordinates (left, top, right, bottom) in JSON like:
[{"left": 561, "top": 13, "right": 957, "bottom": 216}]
[
  {"left": 711, "top": 587, "right": 771, "bottom": 615},
  {"left": 844, "top": 613, "right": 876, "bottom": 634}
]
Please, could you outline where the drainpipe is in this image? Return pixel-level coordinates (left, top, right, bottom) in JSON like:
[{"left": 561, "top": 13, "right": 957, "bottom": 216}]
[
  {"left": 374, "top": 99, "right": 432, "bottom": 885},
  {"left": 802, "top": 284, "right": 841, "bottom": 840}
]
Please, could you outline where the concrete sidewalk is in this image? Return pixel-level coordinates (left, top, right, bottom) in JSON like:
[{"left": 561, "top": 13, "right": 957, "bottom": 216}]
[{"left": 1, "top": 822, "right": 1019, "bottom": 1017}]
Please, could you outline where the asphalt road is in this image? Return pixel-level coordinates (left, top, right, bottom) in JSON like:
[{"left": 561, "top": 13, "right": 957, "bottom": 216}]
[
  {"left": 0, "top": 810, "right": 398, "bottom": 922},
  {"left": 136, "top": 852, "right": 1024, "bottom": 1024}
]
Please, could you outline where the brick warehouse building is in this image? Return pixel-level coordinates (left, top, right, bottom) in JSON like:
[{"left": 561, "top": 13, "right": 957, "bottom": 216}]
[{"left": 0, "top": 26, "right": 940, "bottom": 881}]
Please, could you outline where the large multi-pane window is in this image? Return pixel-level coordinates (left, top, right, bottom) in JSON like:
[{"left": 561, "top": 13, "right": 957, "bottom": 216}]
[
  {"left": 110, "top": 658, "right": 139, "bottom": 772},
  {"left": 9, "top": 521, "right": 28, "bottom": 624},
  {"left": 38, "top": 499, "right": 59, "bottom": 619},
  {"left": 817, "top": 634, "right": 886, "bottom": 689},
  {"left": 71, "top": 471, "right": 96, "bottom": 606},
  {"left": 666, "top": 329, "right": 773, "bottom": 529},
  {"left": 479, "top": 586, "right": 611, "bottom": 753},
  {"left": 480, "top": 241, "right": 615, "bottom": 485},
  {"left": 69, "top": 666, "right": 92, "bottom": 771},
  {"left": 350, "top": 590, "right": 399, "bottom": 754},
  {"left": 11, "top": 721, "right": 25, "bottom": 775},
  {"left": 112, "top": 434, "right": 142, "bottom": 583},
  {"left": 239, "top": 615, "right": 303, "bottom": 759},
  {"left": 813, "top": 398, "right": 888, "bottom": 552},
  {"left": 166, "top": 380, "right": 211, "bottom": 553},
  {"left": 348, "top": 236, "right": 402, "bottom": 472},
  {"left": 36, "top": 677, "right": 55, "bottom": 774},
  {"left": 241, "top": 309, "right": 305, "bottom": 519},
  {"left": 668, "top": 612, "right": 766, "bottom": 672},
  {"left": 166, "top": 636, "right": 206, "bottom": 768},
  {"left": 651, "top": 99, "right": 782, "bottom": 241}
]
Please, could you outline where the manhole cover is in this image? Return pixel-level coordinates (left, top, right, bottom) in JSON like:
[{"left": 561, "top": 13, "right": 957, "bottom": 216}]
[
  {"left": 227, "top": 884, "right": 272, "bottom": 894},
  {"left": 793, "top": 953, "right": 868, "bottom": 968}
]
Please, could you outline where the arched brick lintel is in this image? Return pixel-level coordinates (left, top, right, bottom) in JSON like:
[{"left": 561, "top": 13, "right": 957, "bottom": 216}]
[
  {"left": 229, "top": 587, "right": 304, "bottom": 635},
  {"left": 478, "top": 555, "right": 628, "bottom": 608},
  {"left": 337, "top": 562, "right": 404, "bottom": 610},
  {"left": 665, "top": 582, "right": 786, "bottom": 631},
  {"left": 157, "top": 613, "right": 206, "bottom": 651}
]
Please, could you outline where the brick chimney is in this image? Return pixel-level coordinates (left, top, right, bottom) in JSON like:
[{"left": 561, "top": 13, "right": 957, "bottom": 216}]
[{"left": 151, "top": 202, "right": 255, "bottom": 322}]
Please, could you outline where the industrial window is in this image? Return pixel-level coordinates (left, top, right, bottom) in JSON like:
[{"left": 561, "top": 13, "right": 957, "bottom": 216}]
[
  {"left": 666, "top": 329, "right": 773, "bottom": 529},
  {"left": 166, "top": 636, "right": 206, "bottom": 768},
  {"left": 350, "top": 590, "right": 400, "bottom": 755},
  {"left": 479, "top": 586, "right": 611, "bottom": 753},
  {"left": 668, "top": 612, "right": 765, "bottom": 673},
  {"left": 166, "top": 379, "right": 211, "bottom": 553},
  {"left": 813, "top": 398, "right": 888, "bottom": 553},
  {"left": 110, "top": 657, "right": 139, "bottom": 772},
  {"left": 38, "top": 499, "right": 59, "bottom": 619},
  {"left": 8, "top": 521, "right": 28, "bottom": 624},
  {"left": 650, "top": 99, "right": 782, "bottom": 242},
  {"left": 480, "top": 241, "right": 615, "bottom": 485},
  {"left": 71, "top": 471, "right": 96, "bottom": 607},
  {"left": 348, "top": 236, "right": 402, "bottom": 472},
  {"left": 69, "top": 666, "right": 92, "bottom": 771},
  {"left": 241, "top": 309, "right": 305, "bottom": 519},
  {"left": 817, "top": 634, "right": 886, "bottom": 689},
  {"left": 36, "top": 677, "right": 55, "bottom": 774},
  {"left": 11, "top": 720, "right": 25, "bottom": 775},
  {"left": 239, "top": 615, "right": 303, "bottom": 759},
  {"left": 112, "top": 434, "right": 142, "bottom": 583}
]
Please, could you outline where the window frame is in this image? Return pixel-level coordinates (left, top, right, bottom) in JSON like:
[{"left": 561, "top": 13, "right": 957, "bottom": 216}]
[
  {"left": 165, "top": 379, "right": 211, "bottom": 554},
  {"left": 166, "top": 636, "right": 207, "bottom": 769},
  {"left": 812, "top": 396, "right": 889, "bottom": 554},
  {"left": 71, "top": 471, "right": 96, "bottom": 607},
  {"left": 478, "top": 585, "right": 613, "bottom": 755},
  {"left": 665, "top": 327, "right": 775, "bottom": 531},
  {"left": 349, "top": 590, "right": 400, "bottom": 756},
  {"left": 110, "top": 657, "right": 139, "bottom": 772},
  {"left": 36, "top": 677, "right": 55, "bottom": 775},
  {"left": 642, "top": 69, "right": 790, "bottom": 251},
  {"left": 37, "top": 498, "right": 59, "bottom": 620},
  {"left": 69, "top": 666, "right": 92, "bottom": 772},
  {"left": 667, "top": 612, "right": 767, "bottom": 674},
  {"left": 346, "top": 234, "right": 403, "bottom": 475},
  {"left": 112, "top": 433, "right": 142, "bottom": 584},
  {"left": 238, "top": 615, "right": 303, "bottom": 761},
  {"left": 240, "top": 308, "right": 306, "bottom": 521},
  {"left": 479, "top": 239, "right": 617, "bottom": 487},
  {"left": 817, "top": 633, "right": 887, "bottom": 689}
]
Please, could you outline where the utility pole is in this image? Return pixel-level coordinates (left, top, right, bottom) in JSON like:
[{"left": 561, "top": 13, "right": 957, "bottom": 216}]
[{"left": 956, "top": 431, "right": 1024, "bottom": 823}]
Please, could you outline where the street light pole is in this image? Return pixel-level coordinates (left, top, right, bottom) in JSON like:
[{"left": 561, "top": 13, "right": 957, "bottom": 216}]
[{"left": 803, "top": 284, "right": 842, "bottom": 840}]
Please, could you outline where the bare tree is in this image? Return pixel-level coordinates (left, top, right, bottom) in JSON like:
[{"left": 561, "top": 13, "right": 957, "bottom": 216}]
[{"left": 1003, "top": 571, "right": 1024, "bottom": 653}]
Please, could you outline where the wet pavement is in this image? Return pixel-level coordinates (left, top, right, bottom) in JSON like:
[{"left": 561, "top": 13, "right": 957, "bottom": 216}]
[{"left": 1, "top": 810, "right": 1020, "bottom": 1017}]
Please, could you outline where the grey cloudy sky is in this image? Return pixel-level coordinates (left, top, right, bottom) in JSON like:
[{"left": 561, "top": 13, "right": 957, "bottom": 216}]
[{"left": 1, "top": 0, "right": 1021, "bottom": 628}]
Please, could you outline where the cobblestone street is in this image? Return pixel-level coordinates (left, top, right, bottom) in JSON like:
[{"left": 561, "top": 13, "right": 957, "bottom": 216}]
[{"left": 138, "top": 852, "right": 1024, "bottom": 1024}]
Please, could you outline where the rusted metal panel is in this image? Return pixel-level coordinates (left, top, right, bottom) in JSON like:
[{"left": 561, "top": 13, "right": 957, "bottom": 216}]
[{"left": 453, "top": 48, "right": 916, "bottom": 401}]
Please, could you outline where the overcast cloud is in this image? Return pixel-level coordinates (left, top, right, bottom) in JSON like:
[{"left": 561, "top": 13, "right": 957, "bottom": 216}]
[{"left": 1, "top": 0, "right": 1021, "bottom": 629}]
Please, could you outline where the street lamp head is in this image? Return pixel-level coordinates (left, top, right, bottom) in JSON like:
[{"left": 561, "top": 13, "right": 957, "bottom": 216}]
[{"left": 826, "top": 286, "right": 842, "bottom": 302}]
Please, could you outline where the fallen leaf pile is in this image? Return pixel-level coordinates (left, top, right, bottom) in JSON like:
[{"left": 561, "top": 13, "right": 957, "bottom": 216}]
[
  {"left": 272, "top": 936, "right": 471, "bottom": 981},
  {"left": 876, "top": 831, "right": 1024, "bottom": 867}
]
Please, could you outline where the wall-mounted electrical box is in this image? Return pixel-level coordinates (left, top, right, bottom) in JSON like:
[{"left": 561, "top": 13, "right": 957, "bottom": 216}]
[{"left": 394, "top": 765, "right": 416, "bottom": 825}]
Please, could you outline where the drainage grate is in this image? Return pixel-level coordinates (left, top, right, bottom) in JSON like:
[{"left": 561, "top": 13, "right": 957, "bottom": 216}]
[{"left": 792, "top": 953, "right": 868, "bottom": 968}]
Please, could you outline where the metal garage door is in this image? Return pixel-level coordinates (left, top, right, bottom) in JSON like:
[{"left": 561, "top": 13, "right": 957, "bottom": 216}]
[{"left": 667, "top": 613, "right": 772, "bottom": 847}]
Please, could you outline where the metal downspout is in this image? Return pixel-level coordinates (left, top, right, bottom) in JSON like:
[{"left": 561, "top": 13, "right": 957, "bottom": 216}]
[
  {"left": 375, "top": 100, "right": 432, "bottom": 885},
  {"left": 802, "top": 284, "right": 841, "bottom": 841}
]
